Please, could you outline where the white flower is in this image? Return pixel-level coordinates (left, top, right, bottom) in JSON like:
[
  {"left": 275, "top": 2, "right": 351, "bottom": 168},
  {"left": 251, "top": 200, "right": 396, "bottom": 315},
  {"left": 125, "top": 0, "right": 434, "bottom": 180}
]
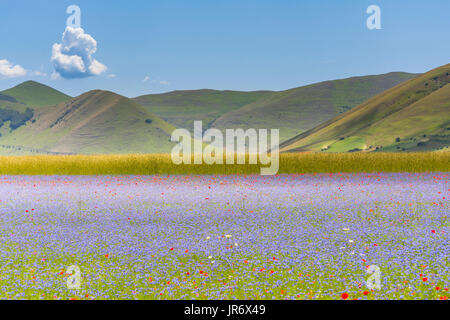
[
  {"left": 206, "top": 236, "right": 210, "bottom": 240},
  {"left": 208, "top": 256, "right": 212, "bottom": 259},
  {"left": 349, "top": 239, "right": 354, "bottom": 243},
  {"left": 225, "top": 234, "right": 232, "bottom": 238}
]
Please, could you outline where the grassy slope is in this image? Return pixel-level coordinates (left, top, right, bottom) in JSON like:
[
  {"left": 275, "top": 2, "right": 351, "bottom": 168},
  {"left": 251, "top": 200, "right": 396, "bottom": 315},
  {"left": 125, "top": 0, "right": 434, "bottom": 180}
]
[
  {"left": 212, "top": 72, "right": 417, "bottom": 142},
  {"left": 280, "top": 64, "right": 450, "bottom": 152},
  {"left": 0, "top": 90, "right": 179, "bottom": 155},
  {"left": 0, "top": 80, "right": 71, "bottom": 109},
  {"left": 133, "top": 89, "right": 274, "bottom": 131}
]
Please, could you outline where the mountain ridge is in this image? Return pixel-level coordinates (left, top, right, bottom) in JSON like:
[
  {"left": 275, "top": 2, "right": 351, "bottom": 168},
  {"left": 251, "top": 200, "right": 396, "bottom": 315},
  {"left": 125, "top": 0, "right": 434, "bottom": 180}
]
[
  {"left": 280, "top": 63, "right": 450, "bottom": 152},
  {"left": 0, "top": 80, "right": 71, "bottom": 109},
  {"left": 1, "top": 67, "right": 445, "bottom": 155},
  {"left": 211, "top": 72, "right": 418, "bottom": 141},
  {"left": 0, "top": 90, "right": 178, "bottom": 155}
]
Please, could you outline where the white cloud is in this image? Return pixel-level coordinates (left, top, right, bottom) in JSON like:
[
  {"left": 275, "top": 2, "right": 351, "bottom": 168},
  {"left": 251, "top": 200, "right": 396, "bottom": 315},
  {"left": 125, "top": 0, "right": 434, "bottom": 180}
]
[
  {"left": 0, "top": 59, "right": 27, "bottom": 78},
  {"left": 107, "top": 74, "right": 116, "bottom": 78},
  {"left": 30, "top": 70, "right": 47, "bottom": 77},
  {"left": 51, "top": 26, "right": 107, "bottom": 79},
  {"left": 142, "top": 76, "right": 170, "bottom": 85},
  {"left": 51, "top": 72, "right": 62, "bottom": 80}
]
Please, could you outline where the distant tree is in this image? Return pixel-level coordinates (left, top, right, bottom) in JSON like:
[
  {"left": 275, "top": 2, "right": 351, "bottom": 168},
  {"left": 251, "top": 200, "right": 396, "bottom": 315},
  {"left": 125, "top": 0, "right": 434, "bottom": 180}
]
[
  {"left": 0, "top": 107, "right": 34, "bottom": 130},
  {"left": 395, "top": 137, "right": 400, "bottom": 143},
  {"left": 145, "top": 119, "right": 152, "bottom": 124}
]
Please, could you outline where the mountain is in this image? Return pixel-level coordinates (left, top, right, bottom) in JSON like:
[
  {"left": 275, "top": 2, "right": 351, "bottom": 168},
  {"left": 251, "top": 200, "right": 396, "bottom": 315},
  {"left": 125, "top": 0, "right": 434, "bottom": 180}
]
[
  {"left": 0, "top": 90, "right": 178, "bottom": 155},
  {"left": 0, "top": 80, "right": 71, "bottom": 111},
  {"left": 280, "top": 64, "right": 450, "bottom": 153},
  {"left": 0, "top": 69, "right": 431, "bottom": 155},
  {"left": 133, "top": 89, "right": 274, "bottom": 132},
  {"left": 211, "top": 72, "right": 418, "bottom": 142}
]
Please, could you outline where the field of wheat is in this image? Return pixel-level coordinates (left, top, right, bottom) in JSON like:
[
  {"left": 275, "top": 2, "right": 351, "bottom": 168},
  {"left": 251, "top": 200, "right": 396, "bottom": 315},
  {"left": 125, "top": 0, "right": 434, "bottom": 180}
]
[{"left": 0, "top": 152, "right": 448, "bottom": 175}]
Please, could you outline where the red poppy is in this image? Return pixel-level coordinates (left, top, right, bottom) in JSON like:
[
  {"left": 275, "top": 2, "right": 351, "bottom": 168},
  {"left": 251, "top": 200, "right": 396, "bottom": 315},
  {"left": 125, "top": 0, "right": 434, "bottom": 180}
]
[
  {"left": 422, "top": 277, "right": 428, "bottom": 282},
  {"left": 363, "top": 291, "right": 369, "bottom": 295},
  {"left": 341, "top": 293, "right": 349, "bottom": 299}
]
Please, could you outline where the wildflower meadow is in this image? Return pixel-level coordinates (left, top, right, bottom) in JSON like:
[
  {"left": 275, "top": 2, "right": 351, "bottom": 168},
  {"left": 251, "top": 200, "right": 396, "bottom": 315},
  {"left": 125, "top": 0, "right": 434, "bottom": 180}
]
[{"left": 0, "top": 173, "right": 448, "bottom": 300}]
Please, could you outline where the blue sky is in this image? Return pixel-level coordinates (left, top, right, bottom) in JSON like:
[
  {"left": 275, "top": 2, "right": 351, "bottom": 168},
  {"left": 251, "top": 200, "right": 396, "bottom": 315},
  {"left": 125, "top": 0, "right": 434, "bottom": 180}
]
[{"left": 0, "top": 0, "right": 449, "bottom": 97}]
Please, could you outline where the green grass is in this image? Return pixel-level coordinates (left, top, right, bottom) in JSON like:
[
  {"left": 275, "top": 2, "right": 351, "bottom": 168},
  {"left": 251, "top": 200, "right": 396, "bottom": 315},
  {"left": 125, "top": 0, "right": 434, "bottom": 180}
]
[
  {"left": 2, "top": 251, "right": 446, "bottom": 300},
  {"left": 1, "top": 80, "right": 71, "bottom": 108},
  {"left": 0, "top": 152, "right": 448, "bottom": 175},
  {"left": 324, "top": 136, "right": 366, "bottom": 152}
]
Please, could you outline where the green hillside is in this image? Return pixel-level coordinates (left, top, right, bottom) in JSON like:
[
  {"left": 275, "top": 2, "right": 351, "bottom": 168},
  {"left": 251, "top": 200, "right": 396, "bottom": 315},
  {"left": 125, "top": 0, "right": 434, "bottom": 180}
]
[
  {"left": 280, "top": 64, "right": 450, "bottom": 153},
  {"left": 212, "top": 72, "right": 417, "bottom": 142},
  {"left": 0, "top": 80, "right": 71, "bottom": 110},
  {"left": 0, "top": 90, "right": 179, "bottom": 155},
  {"left": 133, "top": 89, "right": 274, "bottom": 131}
]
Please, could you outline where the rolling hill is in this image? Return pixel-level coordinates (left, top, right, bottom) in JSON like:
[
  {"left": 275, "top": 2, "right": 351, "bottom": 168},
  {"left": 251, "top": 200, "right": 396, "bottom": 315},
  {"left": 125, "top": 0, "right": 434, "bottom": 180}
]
[
  {"left": 280, "top": 64, "right": 450, "bottom": 153},
  {"left": 0, "top": 80, "right": 71, "bottom": 111},
  {"left": 212, "top": 72, "right": 418, "bottom": 142},
  {"left": 0, "top": 90, "right": 178, "bottom": 155},
  {"left": 133, "top": 89, "right": 274, "bottom": 132},
  {"left": 0, "top": 68, "right": 437, "bottom": 155}
]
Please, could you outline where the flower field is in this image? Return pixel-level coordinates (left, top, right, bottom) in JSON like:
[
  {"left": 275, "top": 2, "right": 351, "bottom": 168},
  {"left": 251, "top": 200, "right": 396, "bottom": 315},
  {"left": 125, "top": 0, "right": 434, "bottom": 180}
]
[{"left": 0, "top": 173, "right": 448, "bottom": 300}]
